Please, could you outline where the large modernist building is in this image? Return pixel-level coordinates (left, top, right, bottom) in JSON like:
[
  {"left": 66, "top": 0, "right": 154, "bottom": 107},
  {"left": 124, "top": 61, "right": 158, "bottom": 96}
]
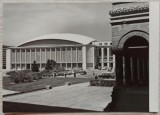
[{"left": 6, "top": 33, "right": 115, "bottom": 71}]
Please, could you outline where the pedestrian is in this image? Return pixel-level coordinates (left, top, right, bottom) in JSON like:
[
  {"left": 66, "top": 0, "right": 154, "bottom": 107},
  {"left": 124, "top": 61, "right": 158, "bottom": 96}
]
[
  {"left": 74, "top": 72, "right": 76, "bottom": 78},
  {"left": 95, "top": 74, "right": 98, "bottom": 79},
  {"left": 93, "top": 71, "right": 95, "bottom": 76},
  {"left": 65, "top": 73, "right": 67, "bottom": 78},
  {"left": 54, "top": 73, "right": 56, "bottom": 77}
]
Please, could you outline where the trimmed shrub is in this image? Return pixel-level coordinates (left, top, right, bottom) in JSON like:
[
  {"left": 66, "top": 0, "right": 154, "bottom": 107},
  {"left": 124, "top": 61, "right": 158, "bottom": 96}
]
[
  {"left": 9, "top": 70, "right": 42, "bottom": 83},
  {"left": 90, "top": 79, "right": 116, "bottom": 87},
  {"left": 6, "top": 71, "right": 17, "bottom": 76}
]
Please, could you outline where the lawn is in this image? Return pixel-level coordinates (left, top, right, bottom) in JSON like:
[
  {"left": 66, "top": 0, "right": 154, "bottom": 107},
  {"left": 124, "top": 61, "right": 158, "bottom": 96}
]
[{"left": 3, "top": 76, "right": 93, "bottom": 93}]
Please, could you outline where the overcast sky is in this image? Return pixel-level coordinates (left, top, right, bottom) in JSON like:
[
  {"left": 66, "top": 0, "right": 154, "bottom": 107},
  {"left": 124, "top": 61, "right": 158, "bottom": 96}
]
[{"left": 3, "top": 3, "right": 112, "bottom": 46}]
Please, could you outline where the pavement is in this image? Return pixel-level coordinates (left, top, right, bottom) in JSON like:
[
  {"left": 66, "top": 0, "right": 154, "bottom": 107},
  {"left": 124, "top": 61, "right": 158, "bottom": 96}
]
[
  {"left": 3, "top": 90, "right": 19, "bottom": 95},
  {"left": 4, "top": 82, "right": 113, "bottom": 112}
]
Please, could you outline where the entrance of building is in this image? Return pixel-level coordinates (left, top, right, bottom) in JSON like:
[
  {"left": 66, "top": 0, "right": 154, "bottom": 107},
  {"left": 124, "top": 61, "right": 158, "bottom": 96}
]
[{"left": 115, "top": 35, "right": 149, "bottom": 87}]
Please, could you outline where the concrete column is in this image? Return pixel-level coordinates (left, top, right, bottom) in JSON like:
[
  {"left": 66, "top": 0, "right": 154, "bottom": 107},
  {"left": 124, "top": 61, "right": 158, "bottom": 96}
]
[
  {"left": 55, "top": 48, "right": 57, "bottom": 62},
  {"left": 101, "top": 48, "right": 104, "bottom": 69},
  {"left": 65, "top": 47, "right": 67, "bottom": 63},
  {"left": 71, "top": 47, "right": 73, "bottom": 69},
  {"left": 76, "top": 47, "right": 78, "bottom": 68},
  {"left": 113, "top": 54, "right": 116, "bottom": 71},
  {"left": 30, "top": 49, "right": 31, "bottom": 69},
  {"left": 20, "top": 49, "right": 22, "bottom": 70},
  {"left": 122, "top": 56, "right": 126, "bottom": 86},
  {"left": 107, "top": 48, "right": 110, "bottom": 68},
  {"left": 45, "top": 48, "right": 47, "bottom": 63},
  {"left": 76, "top": 47, "right": 78, "bottom": 63},
  {"left": 15, "top": 49, "right": 17, "bottom": 70},
  {"left": 40, "top": 48, "right": 42, "bottom": 70},
  {"left": 25, "top": 49, "right": 27, "bottom": 69},
  {"left": 137, "top": 58, "right": 140, "bottom": 82},
  {"left": 35, "top": 49, "right": 36, "bottom": 61},
  {"left": 82, "top": 45, "right": 87, "bottom": 70},
  {"left": 50, "top": 48, "right": 51, "bottom": 60},
  {"left": 60, "top": 48, "right": 62, "bottom": 67},
  {"left": 6, "top": 49, "right": 11, "bottom": 70},
  {"left": 130, "top": 57, "right": 134, "bottom": 83},
  {"left": 142, "top": 58, "right": 146, "bottom": 83},
  {"left": 92, "top": 46, "right": 95, "bottom": 69}
]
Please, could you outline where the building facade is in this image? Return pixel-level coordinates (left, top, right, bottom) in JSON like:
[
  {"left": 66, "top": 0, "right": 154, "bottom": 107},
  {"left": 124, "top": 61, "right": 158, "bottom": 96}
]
[
  {"left": 93, "top": 41, "right": 115, "bottom": 71},
  {"left": 3, "top": 45, "right": 11, "bottom": 69},
  {"left": 6, "top": 34, "right": 115, "bottom": 71}
]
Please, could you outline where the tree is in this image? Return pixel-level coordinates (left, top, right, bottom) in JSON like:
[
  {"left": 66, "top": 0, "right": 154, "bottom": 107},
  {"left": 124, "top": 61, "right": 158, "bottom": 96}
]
[
  {"left": 31, "top": 60, "right": 39, "bottom": 72},
  {"left": 45, "top": 59, "right": 57, "bottom": 70}
]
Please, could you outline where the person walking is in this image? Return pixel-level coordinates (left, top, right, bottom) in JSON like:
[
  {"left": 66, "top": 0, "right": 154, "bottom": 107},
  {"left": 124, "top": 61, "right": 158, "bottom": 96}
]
[{"left": 74, "top": 72, "right": 76, "bottom": 78}]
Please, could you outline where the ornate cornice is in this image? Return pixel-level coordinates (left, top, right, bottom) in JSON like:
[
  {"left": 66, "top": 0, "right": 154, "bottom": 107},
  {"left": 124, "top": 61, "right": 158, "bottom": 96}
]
[{"left": 109, "top": 4, "right": 149, "bottom": 17}]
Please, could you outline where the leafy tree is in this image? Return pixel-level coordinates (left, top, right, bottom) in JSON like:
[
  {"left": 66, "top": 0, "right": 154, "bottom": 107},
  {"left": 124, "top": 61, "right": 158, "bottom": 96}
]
[
  {"left": 31, "top": 60, "right": 39, "bottom": 72},
  {"left": 45, "top": 59, "right": 57, "bottom": 70}
]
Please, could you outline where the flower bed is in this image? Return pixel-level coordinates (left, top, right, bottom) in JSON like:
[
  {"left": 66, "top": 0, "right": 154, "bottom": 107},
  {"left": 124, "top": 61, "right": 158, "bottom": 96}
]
[{"left": 90, "top": 79, "right": 116, "bottom": 87}]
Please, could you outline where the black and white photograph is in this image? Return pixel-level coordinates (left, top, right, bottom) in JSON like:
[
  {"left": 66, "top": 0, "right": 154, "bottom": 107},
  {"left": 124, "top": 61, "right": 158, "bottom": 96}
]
[{"left": 1, "top": 1, "right": 159, "bottom": 113}]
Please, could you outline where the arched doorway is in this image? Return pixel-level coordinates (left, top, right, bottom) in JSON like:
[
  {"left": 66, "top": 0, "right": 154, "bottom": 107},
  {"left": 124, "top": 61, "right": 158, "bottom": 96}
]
[
  {"left": 123, "top": 36, "right": 149, "bottom": 86},
  {"left": 115, "top": 31, "right": 149, "bottom": 87}
]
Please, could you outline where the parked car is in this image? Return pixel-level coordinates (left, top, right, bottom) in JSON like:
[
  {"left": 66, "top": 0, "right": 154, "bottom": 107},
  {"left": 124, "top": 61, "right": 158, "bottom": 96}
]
[{"left": 98, "top": 73, "right": 114, "bottom": 79}]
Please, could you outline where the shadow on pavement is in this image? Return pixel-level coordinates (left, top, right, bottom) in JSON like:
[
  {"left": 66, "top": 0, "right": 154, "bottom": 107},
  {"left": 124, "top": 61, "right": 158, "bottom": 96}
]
[{"left": 3, "top": 101, "right": 98, "bottom": 113}]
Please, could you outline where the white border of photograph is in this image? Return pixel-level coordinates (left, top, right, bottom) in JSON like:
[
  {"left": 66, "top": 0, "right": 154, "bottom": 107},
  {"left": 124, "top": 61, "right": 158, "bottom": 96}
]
[{"left": 149, "top": 1, "right": 159, "bottom": 112}]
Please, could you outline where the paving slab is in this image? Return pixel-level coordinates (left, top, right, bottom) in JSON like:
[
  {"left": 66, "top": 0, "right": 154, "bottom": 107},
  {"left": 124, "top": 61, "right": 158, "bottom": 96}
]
[{"left": 4, "top": 82, "right": 113, "bottom": 111}]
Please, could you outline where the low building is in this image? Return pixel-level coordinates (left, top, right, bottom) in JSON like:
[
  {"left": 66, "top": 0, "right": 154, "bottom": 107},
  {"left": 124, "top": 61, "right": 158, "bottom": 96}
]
[{"left": 5, "top": 33, "right": 115, "bottom": 71}]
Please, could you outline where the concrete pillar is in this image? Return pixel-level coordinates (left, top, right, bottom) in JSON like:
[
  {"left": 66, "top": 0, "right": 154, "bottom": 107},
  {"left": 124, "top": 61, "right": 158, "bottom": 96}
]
[
  {"left": 71, "top": 47, "right": 73, "bottom": 69},
  {"left": 6, "top": 49, "right": 11, "bottom": 70},
  {"left": 92, "top": 46, "right": 95, "bottom": 69},
  {"left": 113, "top": 54, "right": 116, "bottom": 71},
  {"left": 45, "top": 48, "right": 47, "bottom": 63},
  {"left": 20, "top": 49, "right": 22, "bottom": 70},
  {"left": 101, "top": 48, "right": 104, "bottom": 69},
  {"left": 15, "top": 49, "right": 17, "bottom": 70},
  {"left": 122, "top": 56, "right": 126, "bottom": 86},
  {"left": 50, "top": 48, "right": 51, "bottom": 60},
  {"left": 142, "top": 58, "right": 146, "bottom": 83},
  {"left": 25, "top": 49, "right": 27, "bottom": 69},
  {"left": 82, "top": 45, "right": 87, "bottom": 70},
  {"left": 76, "top": 47, "right": 78, "bottom": 63},
  {"left": 130, "top": 57, "right": 134, "bottom": 83},
  {"left": 137, "top": 58, "right": 140, "bottom": 82},
  {"left": 107, "top": 48, "right": 110, "bottom": 68},
  {"left": 35, "top": 49, "right": 36, "bottom": 61},
  {"left": 40, "top": 48, "right": 42, "bottom": 70},
  {"left": 55, "top": 48, "right": 57, "bottom": 62},
  {"left": 30, "top": 49, "right": 31, "bottom": 69},
  {"left": 60, "top": 48, "right": 62, "bottom": 67}
]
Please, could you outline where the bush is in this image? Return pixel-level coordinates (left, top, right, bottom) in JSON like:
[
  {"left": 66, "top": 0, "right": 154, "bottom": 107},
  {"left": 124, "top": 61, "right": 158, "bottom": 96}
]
[
  {"left": 6, "top": 71, "right": 17, "bottom": 76},
  {"left": 10, "top": 70, "right": 42, "bottom": 83}
]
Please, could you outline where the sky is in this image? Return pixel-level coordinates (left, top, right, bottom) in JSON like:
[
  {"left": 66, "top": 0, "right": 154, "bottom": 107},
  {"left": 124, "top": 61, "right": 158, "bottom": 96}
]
[{"left": 3, "top": 3, "right": 112, "bottom": 46}]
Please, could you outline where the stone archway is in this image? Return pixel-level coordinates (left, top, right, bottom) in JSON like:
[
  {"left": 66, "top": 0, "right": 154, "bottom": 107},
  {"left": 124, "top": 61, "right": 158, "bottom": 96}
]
[
  {"left": 117, "top": 31, "right": 149, "bottom": 52},
  {"left": 115, "top": 31, "right": 149, "bottom": 86},
  {"left": 123, "top": 36, "right": 149, "bottom": 86}
]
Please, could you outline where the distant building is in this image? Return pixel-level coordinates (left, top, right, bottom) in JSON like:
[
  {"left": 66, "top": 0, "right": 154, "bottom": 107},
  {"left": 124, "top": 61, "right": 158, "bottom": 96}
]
[
  {"left": 3, "top": 45, "right": 12, "bottom": 69},
  {"left": 93, "top": 41, "right": 115, "bottom": 71},
  {"left": 5, "top": 33, "right": 115, "bottom": 71}
]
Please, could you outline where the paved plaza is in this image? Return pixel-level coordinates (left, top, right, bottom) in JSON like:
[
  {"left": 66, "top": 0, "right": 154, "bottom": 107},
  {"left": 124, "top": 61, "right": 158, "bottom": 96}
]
[{"left": 4, "top": 82, "right": 113, "bottom": 112}]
